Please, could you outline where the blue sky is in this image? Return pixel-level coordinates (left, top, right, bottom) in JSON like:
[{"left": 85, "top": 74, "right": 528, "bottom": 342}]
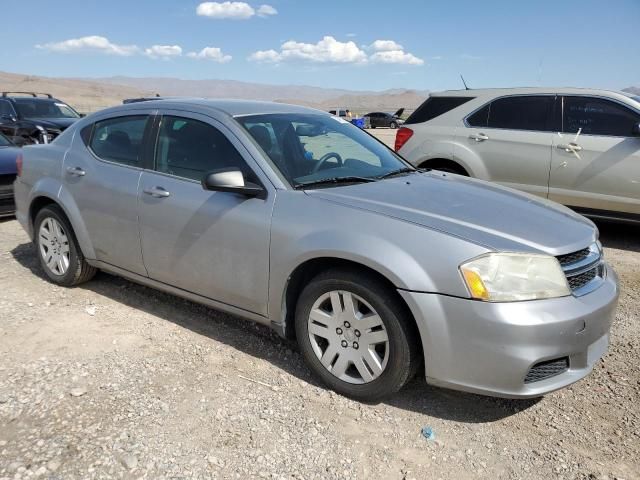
[{"left": 1, "top": 0, "right": 638, "bottom": 91}]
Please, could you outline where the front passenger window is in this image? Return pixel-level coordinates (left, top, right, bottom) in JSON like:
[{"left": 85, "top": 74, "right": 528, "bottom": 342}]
[
  {"left": 89, "top": 116, "right": 148, "bottom": 167},
  {"left": 563, "top": 97, "right": 640, "bottom": 137},
  {"left": 155, "top": 116, "right": 254, "bottom": 182}
]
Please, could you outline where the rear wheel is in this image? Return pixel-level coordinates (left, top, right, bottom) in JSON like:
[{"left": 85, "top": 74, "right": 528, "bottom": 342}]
[
  {"left": 295, "top": 269, "right": 419, "bottom": 401},
  {"left": 34, "top": 205, "right": 97, "bottom": 286}
]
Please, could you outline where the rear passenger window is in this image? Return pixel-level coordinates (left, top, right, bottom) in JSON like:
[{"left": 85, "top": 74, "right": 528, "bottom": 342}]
[
  {"left": 466, "top": 103, "right": 490, "bottom": 127},
  {"left": 155, "top": 116, "right": 255, "bottom": 182},
  {"left": 405, "top": 97, "right": 474, "bottom": 125},
  {"left": 563, "top": 96, "right": 640, "bottom": 136},
  {"left": 486, "top": 96, "right": 554, "bottom": 131},
  {"left": 89, "top": 116, "right": 148, "bottom": 167}
]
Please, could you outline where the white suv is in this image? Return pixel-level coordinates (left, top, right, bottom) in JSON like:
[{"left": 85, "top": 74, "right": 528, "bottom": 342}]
[{"left": 395, "top": 88, "right": 640, "bottom": 223}]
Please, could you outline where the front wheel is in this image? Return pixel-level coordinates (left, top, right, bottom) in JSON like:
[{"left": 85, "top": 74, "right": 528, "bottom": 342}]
[
  {"left": 390, "top": 121, "right": 398, "bottom": 129},
  {"left": 295, "top": 269, "right": 420, "bottom": 402},
  {"left": 34, "top": 205, "right": 97, "bottom": 286}
]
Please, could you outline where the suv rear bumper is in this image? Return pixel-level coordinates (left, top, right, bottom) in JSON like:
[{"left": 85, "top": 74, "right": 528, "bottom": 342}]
[{"left": 399, "top": 264, "right": 619, "bottom": 398}]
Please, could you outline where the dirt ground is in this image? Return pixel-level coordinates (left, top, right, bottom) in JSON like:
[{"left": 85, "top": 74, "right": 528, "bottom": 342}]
[{"left": 0, "top": 201, "right": 639, "bottom": 478}]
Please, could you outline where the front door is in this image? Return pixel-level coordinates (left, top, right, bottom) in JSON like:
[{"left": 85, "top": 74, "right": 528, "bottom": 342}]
[
  {"left": 460, "top": 95, "right": 557, "bottom": 198},
  {"left": 137, "top": 111, "right": 274, "bottom": 315},
  {"left": 62, "top": 112, "right": 153, "bottom": 276},
  {"left": 549, "top": 96, "right": 640, "bottom": 217}
]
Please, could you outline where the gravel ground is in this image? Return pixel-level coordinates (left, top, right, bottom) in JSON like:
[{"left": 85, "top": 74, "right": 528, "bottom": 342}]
[{"left": 0, "top": 211, "right": 639, "bottom": 480}]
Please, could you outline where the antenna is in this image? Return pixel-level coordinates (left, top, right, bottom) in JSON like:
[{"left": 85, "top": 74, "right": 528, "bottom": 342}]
[{"left": 460, "top": 74, "right": 469, "bottom": 90}]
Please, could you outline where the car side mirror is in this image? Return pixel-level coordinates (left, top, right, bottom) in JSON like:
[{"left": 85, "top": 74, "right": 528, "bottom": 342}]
[
  {"left": 79, "top": 113, "right": 86, "bottom": 118},
  {"left": 201, "top": 168, "right": 264, "bottom": 197},
  {"left": 632, "top": 123, "right": 640, "bottom": 136}
]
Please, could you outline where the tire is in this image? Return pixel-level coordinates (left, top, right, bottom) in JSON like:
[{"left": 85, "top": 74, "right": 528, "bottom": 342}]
[
  {"left": 34, "top": 205, "right": 97, "bottom": 286},
  {"left": 390, "top": 121, "right": 398, "bottom": 129},
  {"left": 295, "top": 268, "right": 420, "bottom": 402}
]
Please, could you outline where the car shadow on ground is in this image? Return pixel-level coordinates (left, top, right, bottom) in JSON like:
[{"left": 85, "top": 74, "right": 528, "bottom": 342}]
[
  {"left": 595, "top": 220, "right": 640, "bottom": 253},
  {"left": 11, "top": 241, "right": 538, "bottom": 423}
]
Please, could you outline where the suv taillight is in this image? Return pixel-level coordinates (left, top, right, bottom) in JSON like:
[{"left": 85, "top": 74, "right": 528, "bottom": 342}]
[
  {"left": 16, "top": 153, "right": 23, "bottom": 177},
  {"left": 394, "top": 127, "right": 413, "bottom": 152}
]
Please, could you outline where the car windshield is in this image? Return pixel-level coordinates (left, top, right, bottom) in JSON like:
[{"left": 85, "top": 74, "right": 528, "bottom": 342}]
[
  {"left": 237, "top": 113, "right": 412, "bottom": 188},
  {"left": 0, "top": 133, "right": 12, "bottom": 147},
  {"left": 14, "top": 99, "right": 80, "bottom": 119}
]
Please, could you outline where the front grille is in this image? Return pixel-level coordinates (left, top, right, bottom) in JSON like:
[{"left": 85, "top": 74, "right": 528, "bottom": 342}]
[
  {"left": 556, "top": 244, "right": 603, "bottom": 295},
  {"left": 567, "top": 267, "right": 598, "bottom": 290},
  {"left": 524, "top": 357, "right": 569, "bottom": 384},
  {"left": 557, "top": 248, "right": 590, "bottom": 267}
]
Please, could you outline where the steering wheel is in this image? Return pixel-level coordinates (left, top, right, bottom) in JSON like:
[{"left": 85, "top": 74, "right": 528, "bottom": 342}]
[{"left": 312, "top": 152, "right": 344, "bottom": 173}]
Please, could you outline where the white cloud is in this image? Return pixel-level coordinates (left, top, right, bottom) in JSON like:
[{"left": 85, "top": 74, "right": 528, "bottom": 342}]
[
  {"left": 248, "top": 49, "right": 281, "bottom": 62},
  {"left": 35, "top": 35, "right": 139, "bottom": 56},
  {"left": 368, "top": 39, "right": 424, "bottom": 65},
  {"left": 249, "top": 36, "right": 367, "bottom": 64},
  {"left": 346, "top": 33, "right": 357, "bottom": 38},
  {"left": 370, "top": 40, "right": 404, "bottom": 52},
  {"left": 196, "top": 1, "right": 276, "bottom": 19},
  {"left": 257, "top": 4, "right": 277, "bottom": 16},
  {"left": 187, "top": 47, "right": 232, "bottom": 63},
  {"left": 144, "top": 45, "right": 183, "bottom": 59},
  {"left": 370, "top": 50, "right": 424, "bottom": 65}
]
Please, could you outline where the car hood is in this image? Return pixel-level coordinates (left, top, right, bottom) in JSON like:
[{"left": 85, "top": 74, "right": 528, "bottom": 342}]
[
  {"left": 0, "top": 146, "right": 19, "bottom": 175},
  {"left": 305, "top": 172, "right": 596, "bottom": 255},
  {"left": 26, "top": 117, "right": 78, "bottom": 130}
]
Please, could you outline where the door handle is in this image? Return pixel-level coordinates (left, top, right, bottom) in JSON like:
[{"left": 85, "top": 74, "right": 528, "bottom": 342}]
[
  {"left": 66, "top": 166, "right": 86, "bottom": 177},
  {"left": 557, "top": 143, "right": 583, "bottom": 153},
  {"left": 143, "top": 186, "right": 171, "bottom": 198},
  {"left": 469, "top": 133, "right": 489, "bottom": 142}
]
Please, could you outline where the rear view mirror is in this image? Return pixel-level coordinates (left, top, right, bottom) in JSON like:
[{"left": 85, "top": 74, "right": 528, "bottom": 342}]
[
  {"left": 295, "top": 124, "right": 326, "bottom": 137},
  {"left": 202, "top": 168, "right": 264, "bottom": 197},
  {"left": 632, "top": 123, "right": 640, "bottom": 136}
]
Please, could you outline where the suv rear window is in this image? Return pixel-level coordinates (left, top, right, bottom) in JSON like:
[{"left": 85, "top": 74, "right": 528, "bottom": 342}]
[{"left": 404, "top": 96, "right": 474, "bottom": 125}]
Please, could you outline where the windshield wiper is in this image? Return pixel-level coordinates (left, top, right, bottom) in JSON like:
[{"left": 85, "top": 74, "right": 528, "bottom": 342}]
[
  {"left": 294, "top": 176, "right": 377, "bottom": 189},
  {"left": 375, "top": 167, "right": 416, "bottom": 179}
]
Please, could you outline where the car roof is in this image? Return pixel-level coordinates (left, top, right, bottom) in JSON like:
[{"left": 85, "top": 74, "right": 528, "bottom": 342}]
[
  {"left": 7, "top": 96, "right": 63, "bottom": 103},
  {"left": 430, "top": 87, "right": 632, "bottom": 99},
  {"left": 99, "top": 98, "right": 326, "bottom": 117}
]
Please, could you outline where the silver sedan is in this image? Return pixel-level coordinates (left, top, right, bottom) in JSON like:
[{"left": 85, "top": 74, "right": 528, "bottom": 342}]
[{"left": 14, "top": 99, "right": 619, "bottom": 401}]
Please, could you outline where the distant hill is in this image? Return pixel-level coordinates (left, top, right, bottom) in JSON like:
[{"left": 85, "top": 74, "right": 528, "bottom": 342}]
[
  {"left": 94, "top": 76, "right": 429, "bottom": 113},
  {"left": 0, "top": 71, "right": 149, "bottom": 113},
  {"left": 1, "top": 70, "right": 429, "bottom": 115},
  {"left": 622, "top": 86, "right": 640, "bottom": 95}
]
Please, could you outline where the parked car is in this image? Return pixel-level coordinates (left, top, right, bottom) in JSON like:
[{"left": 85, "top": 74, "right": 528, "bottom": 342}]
[
  {"left": 364, "top": 108, "right": 404, "bottom": 129},
  {"left": 0, "top": 132, "right": 20, "bottom": 217},
  {"left": 0, "top": 92, "right": 82, "bottom": 146},
  {"left": 328, "top": 108, "right": 350, "bottom": 119},
  {"left": 14, "top": 99, "right": 618, "bottom": 401},
  {"left": 396, "top": 88, "right": 640, "bottom": 223}
]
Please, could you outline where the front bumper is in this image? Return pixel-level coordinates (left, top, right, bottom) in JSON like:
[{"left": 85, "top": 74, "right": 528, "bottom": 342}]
[{"left": 400, "top": 264, "right": 619, "bottom": 398}]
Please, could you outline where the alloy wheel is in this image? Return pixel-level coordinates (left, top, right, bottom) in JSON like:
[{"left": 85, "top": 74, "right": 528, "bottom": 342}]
[{"left": 38, "top": 217, "right": 70, "bottom": 276}]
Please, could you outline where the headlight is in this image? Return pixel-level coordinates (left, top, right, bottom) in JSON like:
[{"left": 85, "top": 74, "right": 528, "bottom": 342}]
[{"left": 460, "top": 253, "right": 570, "bottom": 302}]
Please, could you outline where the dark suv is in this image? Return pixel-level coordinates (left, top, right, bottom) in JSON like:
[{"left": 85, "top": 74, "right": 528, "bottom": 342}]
[{"left": 0, "top": 92, "right": 82, "bottom": 146}]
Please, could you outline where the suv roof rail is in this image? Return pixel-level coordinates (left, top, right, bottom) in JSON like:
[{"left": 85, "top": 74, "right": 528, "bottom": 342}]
[{"left": 1, "top": 91, "right": 54, "bottom": 98}]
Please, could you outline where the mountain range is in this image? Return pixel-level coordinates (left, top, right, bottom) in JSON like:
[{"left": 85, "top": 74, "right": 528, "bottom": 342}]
[{"left": 1, "top": 70, "right": 429, "bottom": 114}]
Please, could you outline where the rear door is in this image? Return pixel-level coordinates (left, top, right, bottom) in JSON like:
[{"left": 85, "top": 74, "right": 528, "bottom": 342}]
[
  {"left": 549, "top": 96, "right": 640, "bottom": 217},
  {"left": 461, "top": 95, "right": 557, "bottom": 198},
  {"left": 63, "top": 111, "right": 155, "bottom": 275},
  {"left": 137, "top": 110, "right": 274, "bottom": 315}
]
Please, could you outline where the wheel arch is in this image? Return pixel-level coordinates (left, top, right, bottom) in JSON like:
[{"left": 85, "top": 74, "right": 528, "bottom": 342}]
[
  {"left": 28, "top": 185, "right": 96, "bottom": 260},
  {"left": 418, "top": 157, "right": 470, "bottom": 176},
  {"left": 277, "top": 257, "right": 423, "bottom": 362}
]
